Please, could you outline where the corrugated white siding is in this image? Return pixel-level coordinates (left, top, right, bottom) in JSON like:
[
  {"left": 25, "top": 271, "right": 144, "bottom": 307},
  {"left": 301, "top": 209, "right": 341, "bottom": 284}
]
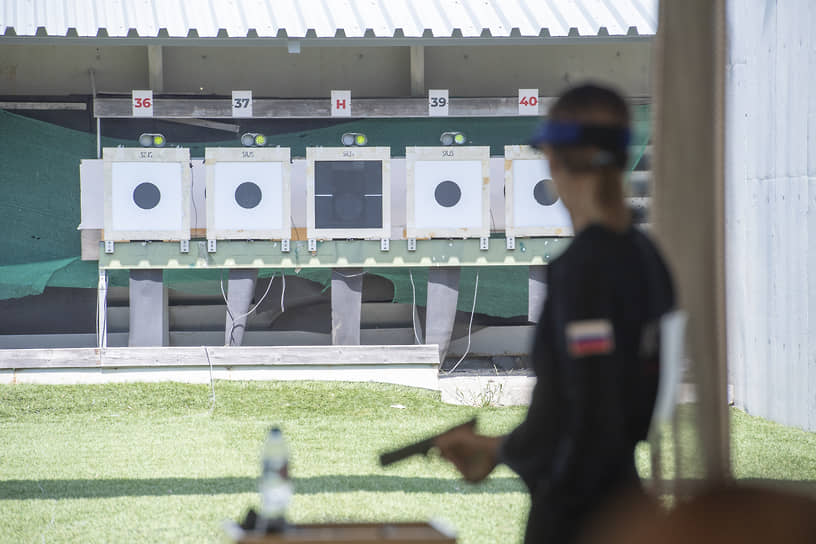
[
  {"left": 1, "top": 0, "right": 656, "bottom": 39},
  {"left": 725, "top": 0, "right": 816, "bottom": 431}
]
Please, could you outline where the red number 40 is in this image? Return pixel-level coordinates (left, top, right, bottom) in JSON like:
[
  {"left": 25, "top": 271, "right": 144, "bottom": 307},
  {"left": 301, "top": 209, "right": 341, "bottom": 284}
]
[{"left": 520, "top": 96, "right": 538, "bottom": 106}]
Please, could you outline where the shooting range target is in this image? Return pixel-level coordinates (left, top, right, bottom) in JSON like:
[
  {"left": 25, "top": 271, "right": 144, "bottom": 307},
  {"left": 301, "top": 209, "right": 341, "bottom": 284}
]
[
  {"left": 406, "top": 146, "right": 490, "bottom": 239},
  {"left": 306, "top": 147, "right": 391, "bottom": 240},
  {"left": 504, "top": 145, "right": 573, "bottom": 237},
  {"left": 205, "top": 147, "right": 291, "bottom": 240},
  {"left": 103, "top": 147, "right": 191, "bottom": 241}
]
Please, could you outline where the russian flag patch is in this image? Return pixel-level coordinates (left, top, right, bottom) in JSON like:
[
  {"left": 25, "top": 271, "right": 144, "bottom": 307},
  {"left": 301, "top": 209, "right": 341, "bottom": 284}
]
[{"left": 566, "top": 319, "right": 615, "bottom": 358}]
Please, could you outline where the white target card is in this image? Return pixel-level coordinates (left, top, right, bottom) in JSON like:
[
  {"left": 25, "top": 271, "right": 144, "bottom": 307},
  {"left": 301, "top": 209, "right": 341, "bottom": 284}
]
[
  {"left": 205, "top": 147, "right": 291, "bottom": 240},
  {"left": 504, "top": 145, "right": 573, "bottom": 237},
  {"left": 406, "top": 146, "right": 490, "bottom": 239},
  {"left": 103, "top": 147, "right": 191, "bottom": 241},
  {"left": 306, "top": 147, "right": 391, "bottom": 240}
]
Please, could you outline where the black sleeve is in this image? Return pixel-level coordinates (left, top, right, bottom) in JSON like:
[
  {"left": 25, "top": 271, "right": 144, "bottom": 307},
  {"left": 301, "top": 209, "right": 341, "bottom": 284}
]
[
  {"left": 499, "top": 303, "right": 559, "bottom": 491},
  {"left": 547, "top": 266, "right": 630, "bottom": 495}
]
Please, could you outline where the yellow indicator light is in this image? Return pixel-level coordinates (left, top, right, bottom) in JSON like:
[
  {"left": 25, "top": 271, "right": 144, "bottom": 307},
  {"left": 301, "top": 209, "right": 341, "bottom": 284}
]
[
  {"left": 153, "top": 135, "right": 165, "bottom": 146},
  {"left": 254, "top": 134, "right": 267, "bottom": 146},
  {"left": 355, "top": 134, "right": 367, "bottom": 146},
  {"left": 454, "top": 133, "right": 466, "bottom": 145}
]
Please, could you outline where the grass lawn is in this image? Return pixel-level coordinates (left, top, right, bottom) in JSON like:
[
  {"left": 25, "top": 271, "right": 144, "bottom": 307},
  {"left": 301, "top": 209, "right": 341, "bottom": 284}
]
[{"left": 1, "top": 381, "right": 815, "bottom": 543}]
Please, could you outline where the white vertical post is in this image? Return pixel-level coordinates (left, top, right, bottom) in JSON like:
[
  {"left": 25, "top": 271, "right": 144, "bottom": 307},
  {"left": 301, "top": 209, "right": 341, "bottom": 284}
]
[{"left": 97, "top": 268, "right": 108, "bottom": 348}]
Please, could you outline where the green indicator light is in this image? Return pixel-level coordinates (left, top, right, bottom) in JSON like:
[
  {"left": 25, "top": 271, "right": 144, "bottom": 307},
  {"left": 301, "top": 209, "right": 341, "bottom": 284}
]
[
  {"left": 254, "top": 134, "right": 267, "bottom": 146},
  {"left": 355, "top": 134, "right": 367, "bottom": 146},
  {"left": 153, "top": 135, "right": 165, "bottom": 146},
  {"left": 454, "top": 133, "right": 466, "bottom": 145}
]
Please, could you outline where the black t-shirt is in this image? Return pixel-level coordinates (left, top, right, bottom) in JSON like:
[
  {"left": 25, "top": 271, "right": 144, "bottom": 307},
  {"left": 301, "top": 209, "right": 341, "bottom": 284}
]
[{"left": 501, "top": 224, "right": 675, "bottom": 502}]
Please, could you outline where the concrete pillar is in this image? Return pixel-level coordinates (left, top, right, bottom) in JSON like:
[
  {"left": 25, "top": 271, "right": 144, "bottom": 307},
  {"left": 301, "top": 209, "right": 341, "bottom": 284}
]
[
  {"left": 528, "top": 265, "right": 548, "bottom": 323},
  {"left": 425, "top": 267, "right": 460, "bottom": 362},
  {"left": 224, "top": 269, "right": 258, "bottom": 346},
  {"left": 128, "top": 269, "right": 168, "bottom": 347},
  {"left": 331, "top": 268, "right": 363, "bottom": 345}
]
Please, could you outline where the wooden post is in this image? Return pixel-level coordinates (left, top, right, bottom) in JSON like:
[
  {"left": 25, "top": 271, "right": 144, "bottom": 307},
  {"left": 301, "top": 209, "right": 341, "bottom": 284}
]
[
  {"left": 331, "top": 269, "right": 363, "bottom": 345},
  {"left": 425, "top": 268, "right": 460, "bottom": 363},
  {"left": 410, "top": 46, "right": 425, "bottom": 97},
  {"left": 652, "top": 0, "right": 730, "bottom": 483},
  {"left": 224, "top": 269, "right": 258, "bottom": 346},
  {"left": 128, "top": 269, "right": 168, "bottom": 347},
  {"left": 147, "top": 45, "right": 164, "bottom": 92},
  {"left": 528, "top": 265, "right": 547, "bottom": 323}
]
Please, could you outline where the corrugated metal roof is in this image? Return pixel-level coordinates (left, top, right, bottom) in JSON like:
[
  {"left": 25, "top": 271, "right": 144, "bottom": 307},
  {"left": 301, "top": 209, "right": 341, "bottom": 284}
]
[{"left": 1, "top": 0, "right": 656, "bottom": 40}]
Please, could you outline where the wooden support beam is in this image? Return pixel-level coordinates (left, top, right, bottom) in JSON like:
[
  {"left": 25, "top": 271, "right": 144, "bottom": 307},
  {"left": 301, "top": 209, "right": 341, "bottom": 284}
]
[
  {"left": 331, "top": 269, "right": 363, "bottom": 345},
  {"left": 147, "top": 45, "right": 164, "bottom": 92},
  {"left": 224, "top": 269, "right": 258, "bottom": 346},
  {"left": 128, "top": 270, "right": 168, "bottom": 347},
  {"left": 528, "top": 265, "right": 547, "bottom": 323},
  {"left": 425, "top": 268, "right": 460, "bottom": 362},
  {"left": 652, "top": 0, "right": 730, "bottom": 483},
  {"left": 410, "top": 45, "right": 425, "bottom": 97}
]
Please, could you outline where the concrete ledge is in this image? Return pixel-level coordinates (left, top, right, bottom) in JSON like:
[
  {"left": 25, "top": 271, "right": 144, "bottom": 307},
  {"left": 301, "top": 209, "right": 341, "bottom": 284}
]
[
  {"left": 439, "top": 373, "right": 535, "bottom": 406},
  {"left": 0, "top": 345, "right": 440, "bottom": 390}
]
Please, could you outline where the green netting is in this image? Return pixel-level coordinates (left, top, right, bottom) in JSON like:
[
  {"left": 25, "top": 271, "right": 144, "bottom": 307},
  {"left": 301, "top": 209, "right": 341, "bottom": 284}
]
[{"left": 0, "top": 107, "right": 649, "bottom": 316}]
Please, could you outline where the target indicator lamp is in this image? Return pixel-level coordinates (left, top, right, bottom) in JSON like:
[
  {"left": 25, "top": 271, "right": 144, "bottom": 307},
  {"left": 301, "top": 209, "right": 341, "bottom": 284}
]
[
  {"left": 138, "top": 133, "right": 166, "bottom": 147},
  {"left": 440, "top": 132, "right": 467, "bottom": 146},
  {"left": 341, "top": 132, "right": 368, "bottom": 147},
  {"left": 241, "top": 132, "right": 267, "bottom": 147}
]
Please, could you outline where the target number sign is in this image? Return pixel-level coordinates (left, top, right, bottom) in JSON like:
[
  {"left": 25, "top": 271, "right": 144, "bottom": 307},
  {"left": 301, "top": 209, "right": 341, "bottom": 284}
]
[
  {"left": 132, "top": 90, "right": 153, "bottom": 117},
  {"left": 518, "top": 89, "right": 539, "bottom": 116},
  {"left": 428, "top": 89, "right": 449, "bottom": 117},
  {"left": 232, "top": 90, "right": 253, "bottom": 118}
]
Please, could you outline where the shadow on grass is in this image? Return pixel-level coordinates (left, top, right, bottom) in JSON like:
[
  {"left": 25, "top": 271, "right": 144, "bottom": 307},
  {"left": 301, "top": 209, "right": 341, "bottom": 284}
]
[{"left": 0, "top": 475, "right": 526, "bottom": 500}]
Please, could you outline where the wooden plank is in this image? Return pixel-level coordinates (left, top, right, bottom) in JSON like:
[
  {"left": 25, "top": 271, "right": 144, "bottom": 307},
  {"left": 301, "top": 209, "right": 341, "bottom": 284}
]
[
  {"left": 93, "top": 96, "right": 553, "bottom": 119},
  {"left": 98, "top": 238, "right": 571, "bottom": 269},
  {"left": 0, "top": 345, "right": 440, "bottom": 369},
  {"left": 0, "top": 101, "right": 87, "bottom": 110},
  {"left": 81, "top": 229, "right": 102, "bottom": 261}
]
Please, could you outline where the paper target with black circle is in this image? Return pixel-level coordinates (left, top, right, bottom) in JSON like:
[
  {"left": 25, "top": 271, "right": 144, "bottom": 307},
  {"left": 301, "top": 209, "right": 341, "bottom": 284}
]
[
  {"left": 204, "top": 147, "right": 291, "bottom": 240},
  {"left": 103, "top": 147, "right": 191, "bottom": 241},
  {"left": 406, "top": 146, "right": 490, "bottom": 239},
  {"left": 504, "top": 145, "right": 573, "bottom": 237},
  {"left": 306, "top": 147, "right": 391, "bottom": 240}
]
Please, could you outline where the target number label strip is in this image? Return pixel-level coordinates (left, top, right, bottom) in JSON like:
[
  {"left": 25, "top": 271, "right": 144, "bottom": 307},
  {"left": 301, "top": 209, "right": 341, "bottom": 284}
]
[
  {"left": 518, "top": 88, "right": 539, "bottom": 116},
  {"left": 428, "top": 89, "right": 449, "bottom": 117},
  {"left": 232, "top": 90, "right": 253, "bottom": 118},
  {"left": 132, "top": 90, "right": 153, "bottom": 117}
]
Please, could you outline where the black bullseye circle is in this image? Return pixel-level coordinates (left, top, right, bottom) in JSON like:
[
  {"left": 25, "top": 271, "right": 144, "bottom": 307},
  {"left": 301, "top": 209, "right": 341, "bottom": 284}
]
[
  {"left": 434, "top": 180, "right": 461, "bottom": 207},
  {"left": 235, "top": 181, "right": 263, "bottom": 209},
  {"left": 133, "top": 182, "right": 161, "bottom": 210},
  {"left": 533, "top": 179, "right": 558, "bottom": 206}
]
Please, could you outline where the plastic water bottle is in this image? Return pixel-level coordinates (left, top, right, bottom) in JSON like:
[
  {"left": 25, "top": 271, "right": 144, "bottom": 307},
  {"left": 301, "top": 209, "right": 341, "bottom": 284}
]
[{"left": 258, "top": 427, "right": 292, "bottom": 531}]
